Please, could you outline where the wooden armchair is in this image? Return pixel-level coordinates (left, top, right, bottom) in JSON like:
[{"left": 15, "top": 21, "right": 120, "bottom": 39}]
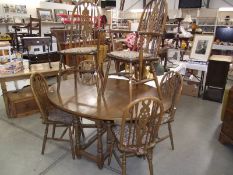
[
  {"left": 157, "top": 71, "right": 183, "bottom": 150},
  {"left": 108, "top": 97, "right": 164, "bottom": 175},
  {"left": 30, "top": 73, "right": 76, "bottom": 159},
  {"left": 104, "top": 0, "right": 168, "bottom": 90}
]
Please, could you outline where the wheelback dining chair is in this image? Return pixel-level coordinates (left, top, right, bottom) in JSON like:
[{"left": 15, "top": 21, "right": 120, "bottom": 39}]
[
  {"left": 108, "top": 97, "right": 164, "bottom": 175},
  {"left": 103, "top": 0, "right": 168, "bottom": 94},
  {"left": 157, "top": 71, "right": 183, "bottom": 150},
  {"left": 53, "top": 0, "right": 106, "bottom": 94},
  {"left": 30, "top": 73, "right": 76, "bottom": 159}
]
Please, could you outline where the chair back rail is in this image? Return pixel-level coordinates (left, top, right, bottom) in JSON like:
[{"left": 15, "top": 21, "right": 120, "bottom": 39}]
[
  {"left": 119, "top": 97, "right": 164, "bottom": 153},
  {"left": 30, "top": 73, "right": 50, "bottom": 123},
  {"left": 70, "top": 0, "right": 101, "bottom": 48},
  {"left": 136, "top": 0, "right": 168, "bottom": 56},
  {"left": 160, "top": 71, "right": 183, "bottom": 112}
]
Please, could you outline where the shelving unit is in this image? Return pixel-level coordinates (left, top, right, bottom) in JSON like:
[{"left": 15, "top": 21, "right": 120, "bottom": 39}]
[{"left": 165, "top": 8, "right": 225, "bottom": 34}]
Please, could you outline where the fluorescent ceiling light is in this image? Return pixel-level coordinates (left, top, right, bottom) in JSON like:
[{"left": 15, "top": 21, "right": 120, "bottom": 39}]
[
  {"left": 219, "top": 7, "right": 233, "bottom": 11},
  {"left": 130, "top": 9, "right": 144, "bottom": 13}
]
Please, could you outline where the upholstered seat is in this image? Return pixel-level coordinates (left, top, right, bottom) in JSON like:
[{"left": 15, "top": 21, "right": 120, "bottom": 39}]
[
  {"left": 107, "top": 51, "right": 157, "bottom": 62},
  {"left": 48, "top": 108, "right": 73, "bottom": 124},
  {"left": 59, "top": 46, "right": 97, "bottom": 55},
  {"left": 112, "top": 124, "right": 151, "bottom": 154}
]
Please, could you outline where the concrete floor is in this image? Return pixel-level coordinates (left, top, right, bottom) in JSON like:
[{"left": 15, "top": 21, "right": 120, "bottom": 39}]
[{"left": 0, "top": 93, "right": 233, "bottom": 175}]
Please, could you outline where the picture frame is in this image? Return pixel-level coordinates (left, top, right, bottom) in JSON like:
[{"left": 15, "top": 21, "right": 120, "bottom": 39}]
[
  {"left": 15, "top": 5, "right": 27, "bottom": 14},
  {"left": 36, "top": 8, "right": 53, "bottom": 22},
  {"left": 190, "top": 34, "right": 214, "bottom": 62},
  {"left": 167, "top": 49, "right": 181, "bottom": 61},
  {"left": 54, "top": 9, "right": 67, "bottom": 22},
  {"left": 14, "top": 16, "right": 23, "bottom": 24}
]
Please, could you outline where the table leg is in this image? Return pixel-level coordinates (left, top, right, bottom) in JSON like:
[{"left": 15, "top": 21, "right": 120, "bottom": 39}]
[
  {"left": 106, "top": 121, "right": 113, "bottom": 159},
  {"left": 57, "top": 54, "right": 64, "bottom": 92},
  {"left": 97, "top": 121, "right": 103, "bottom": 169},
  {"left": 198, "top": 71, "right": 205, "bottom": 97},
  {"left": 73, "top": 117, "right": 81, "bottom": 159},
  {"left": 1, "top": 81, "right": 10, "bottom": 117}
]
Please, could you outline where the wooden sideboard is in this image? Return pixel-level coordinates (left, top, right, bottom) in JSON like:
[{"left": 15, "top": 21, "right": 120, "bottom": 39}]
[{"left": 219, "top": 86, "right": 233, "bottom": 144}]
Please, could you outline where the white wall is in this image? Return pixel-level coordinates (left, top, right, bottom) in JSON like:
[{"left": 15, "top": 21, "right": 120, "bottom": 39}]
[
  {"left": 209, "top": 0, "right": 233, "bottom": 8},
  {"left": 166, "top": 0, "right": 233, "bottom": 9},
  {"left": 116, "top": 0, "right": 143, "bottom": 11}
]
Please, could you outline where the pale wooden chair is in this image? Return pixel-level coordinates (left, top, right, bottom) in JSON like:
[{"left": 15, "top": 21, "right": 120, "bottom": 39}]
[
  {"left": 30, "top": 73, "right": 76, "bottom": 159},
  {"left": 157, "top": 71, "right": 183, "bottom": 150},
  {"left": 108, "top": 97, "right": 164, "bottom": 175}
]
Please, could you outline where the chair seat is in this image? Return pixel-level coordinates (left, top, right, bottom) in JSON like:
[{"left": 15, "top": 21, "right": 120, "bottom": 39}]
[
  {"left": 112, "top": 124, "right": 151, "bottom": 154},
  {"left": 107, "top": 51, "right": 157, "bottom": 62},
  {"left": 48, "top": 108, "right": 73, "bottom": 125},
  {"left": 163, "top": 100, "right": 172, "bottom": 112},
  {"left": 59, "top": 46, "right": 97, "bottom": 55}
]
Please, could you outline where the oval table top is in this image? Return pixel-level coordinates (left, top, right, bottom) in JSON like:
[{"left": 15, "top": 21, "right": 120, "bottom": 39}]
[{"left": 47, "top": 78, "right": 157, "bottom": 121}]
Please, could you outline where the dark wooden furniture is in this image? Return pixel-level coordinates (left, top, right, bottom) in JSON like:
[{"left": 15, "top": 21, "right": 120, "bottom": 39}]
[
  {"left": 21, "top": 37, "right": 52, "bottom": 69},
  {"left": 219, "top": 86, "right": 233, "bottom": 144},
  {"left": 108, "top": 97, "right": 164, "bottom": 175},
  {"left": 11, "top": 15, "right": 41, "bottom": 51},
  {"left": 0, "top": 62, "right": 62, "bottom": 118},
  {"left": 30, "top": 73, "right": 75, "bottom": 159},
  {"left": 28, "top": 15, "right": 41, "bottom": 36},
  {"left": 156, "top": 71, "right": 183, "bottom": 150},
  {"left": 203, "top": 55, "right": 232, "bottom": 102},
  {"left": 47, "top": 78, "right": 157, "bottom": 169}
]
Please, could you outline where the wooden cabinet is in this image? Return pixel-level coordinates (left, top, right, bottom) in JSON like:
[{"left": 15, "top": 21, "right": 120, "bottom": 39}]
[
  {"left": 8, "top": 86, "right": 39, "bottom": 118},
  {"left": 219, "top": 86, "right": 233, "bottom": 145}
]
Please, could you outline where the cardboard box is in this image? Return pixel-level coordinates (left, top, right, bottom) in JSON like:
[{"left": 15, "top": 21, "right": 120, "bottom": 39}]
[{"left": 182, "top": 80, "right": 199, "bottom": 97}]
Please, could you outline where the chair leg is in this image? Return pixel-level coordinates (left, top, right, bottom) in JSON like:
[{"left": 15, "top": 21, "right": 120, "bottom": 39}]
[
  {"left": 57, "top": 54, "right": 64, "bottom": 92},
  {"left": 168, "top": 122, "right": 174, "bottom": 150},
  {"left": 52, "top": 124, "right": 56, "bottom": 139},
  {"left": 147, "top": 149, "right": 154, "bottom": 175},
  {"left": 108, "top": 137, "right": 115, "bottom": 165},
  {"left": 121, "top": 153, "right": 127, "bottom": 175},
  {"left": 60, "top": 127, "right": 68, "bottom": 139},
  {"left": 68, "top": 126, "right": 75, "bottom": 160},
  {"left": 41, "top": 124, "right": 49, "bottom": 155}
]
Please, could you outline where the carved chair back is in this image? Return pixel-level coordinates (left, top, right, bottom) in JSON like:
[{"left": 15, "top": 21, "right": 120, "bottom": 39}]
[
  {"left": 160, "top": 71, "right": 183, "bottom": 112},
  {"left": 134, "top": 0, "right": 168, "bottom": 57},
  {"left": 30, "top": 73, "right": 50, "bottom": 123},
  {"left": 118, "top": 97, "right": 164, "bottom": 153},
  {"left": 70, "top": 0, "right": 100, "bottom": 48}
]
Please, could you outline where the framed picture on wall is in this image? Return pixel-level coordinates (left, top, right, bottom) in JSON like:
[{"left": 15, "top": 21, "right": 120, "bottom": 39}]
[
  {"left": 167, "top": 49, "right": 181, "bottom": 61},
  {"left": 15, "top": 5, "right": 27, "bottom": 14},
  {"left": 190, "top": 34, "right": 214, "bottom": 62},
  {"left": 36, "top": 8, "right": 54, "bottom": 22},
  {"left": 54, "top": 9, "right": 67, "bottom": 22}
]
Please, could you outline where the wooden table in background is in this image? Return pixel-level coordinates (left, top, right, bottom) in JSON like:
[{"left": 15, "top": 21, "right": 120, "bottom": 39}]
[
  {"left": 47, "top": 78, "right": 157, "bottom": 169},
  {"left": 0, "top": 62, "right": 61, "bottom": 118}
]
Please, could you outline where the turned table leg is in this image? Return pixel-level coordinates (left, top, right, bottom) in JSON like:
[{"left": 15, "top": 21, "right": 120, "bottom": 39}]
[
  {"left": 97, "top": 121, "right": 103, "bottom": 169},
  {"left": 1, "top": 81, "right": 10, "bottom": 117}
]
